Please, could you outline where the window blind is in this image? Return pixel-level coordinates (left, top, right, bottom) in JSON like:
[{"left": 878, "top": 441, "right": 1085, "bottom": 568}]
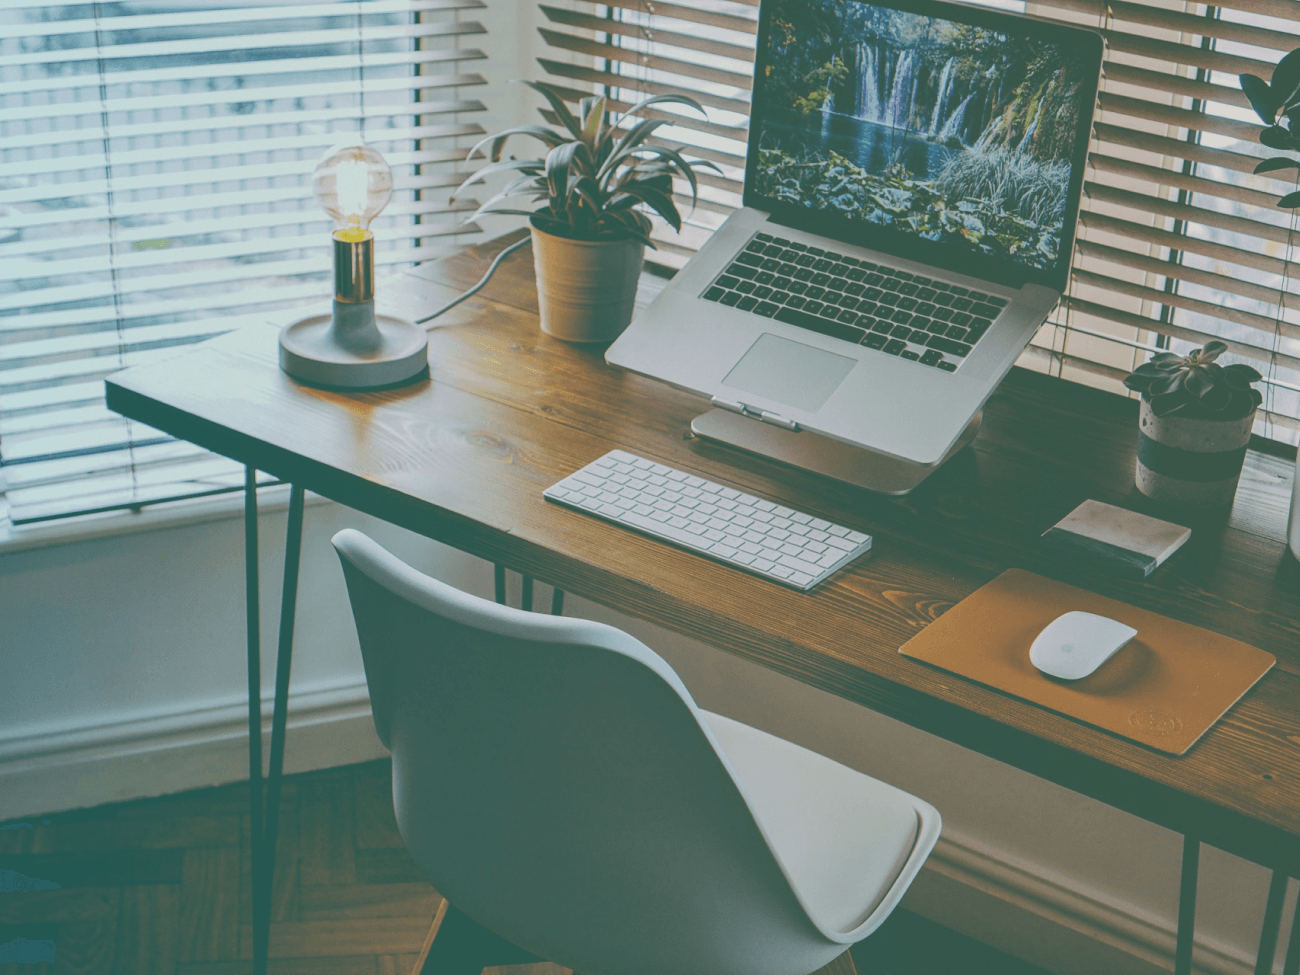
[
  {"left": 534, "top": 0, "right": 1300, "bottom": 441},
  {"left": 0, "top": 0, "right": 487, "bottom": 525}
]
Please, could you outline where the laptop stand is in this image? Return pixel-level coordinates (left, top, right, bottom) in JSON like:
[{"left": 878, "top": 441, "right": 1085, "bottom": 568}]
[{"left": 690, "top": 409, "right": 981, "bottom": 496}]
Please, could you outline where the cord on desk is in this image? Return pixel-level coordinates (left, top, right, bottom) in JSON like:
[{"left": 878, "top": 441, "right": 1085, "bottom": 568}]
[{"left": 416, "top": 236, "right": 531, "bottom": 326}]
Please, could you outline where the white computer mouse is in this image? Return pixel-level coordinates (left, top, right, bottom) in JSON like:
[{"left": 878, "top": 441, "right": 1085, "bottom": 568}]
[{"left": 1029, "top": 611, "right": 1138, "bottom": 680}]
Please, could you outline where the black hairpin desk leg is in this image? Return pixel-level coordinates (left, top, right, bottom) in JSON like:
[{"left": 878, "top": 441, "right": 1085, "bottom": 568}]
[
  {"left": 1256, "top": 870, "right": 1290, "bottom": 975},
  {"left": 493, "top": 565, "right": 565, "bottom": 615},
  {"left": 245, "top": 471, "right": 305, "bottom": 975},
  {"left": 1283, "top": 885, "right": 1300, "bottom": 975},
  {"left": 1174, "top": 837, "right": 1199, "bottom": 975}
]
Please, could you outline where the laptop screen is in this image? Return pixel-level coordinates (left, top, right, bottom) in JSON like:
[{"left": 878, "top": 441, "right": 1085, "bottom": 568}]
[{"left": 745, "top": 0, "right": 1102, "bottom": 291}]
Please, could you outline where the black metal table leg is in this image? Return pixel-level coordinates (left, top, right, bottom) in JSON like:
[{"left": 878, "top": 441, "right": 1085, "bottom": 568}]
[
  {"left": 493, "top": 564, "right": 564, "bottom": 615},
  {"left": 245, "top": 476, "right": 306, "bottom": 975},
  {"left": 1175, "top": 836, "right": 1200, "bottom": 975},
  {"left": 1283, "top": 883, "right": 1300, "bottom": 975},
  {"left": 243, "top": 469, "right": 266, "bottom": 975},
  {"left": 1256, "top": 870, "right": 1290, "bottom": 975}
]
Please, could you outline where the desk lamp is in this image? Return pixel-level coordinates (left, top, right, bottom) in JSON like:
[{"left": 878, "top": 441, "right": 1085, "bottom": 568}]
[{"left": 279, "top": 143, "right": 428, "bottom": 388}]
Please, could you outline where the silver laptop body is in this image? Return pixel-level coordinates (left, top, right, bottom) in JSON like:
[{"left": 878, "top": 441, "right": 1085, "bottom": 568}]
[{"left": 607, "top": 0, "right": 1104, "bottom": 468}]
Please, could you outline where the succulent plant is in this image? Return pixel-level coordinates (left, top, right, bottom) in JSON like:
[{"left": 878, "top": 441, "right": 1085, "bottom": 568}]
[
  {"left": 1240, "top": 47, "right": 1300, "bottom": 208},
  {"left": 1123, "top": 341, "right": 1263, "bottom": 419},
  {"left": 455, "top": 81, "right": 719, "bottom": 244}
]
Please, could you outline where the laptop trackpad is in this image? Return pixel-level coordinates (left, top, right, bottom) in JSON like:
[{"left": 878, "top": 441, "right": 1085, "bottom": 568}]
[{"left": 722, "top": 332, "right": 856, "bottom": 413}]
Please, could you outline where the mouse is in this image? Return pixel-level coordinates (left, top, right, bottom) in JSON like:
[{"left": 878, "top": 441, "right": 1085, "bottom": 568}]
[{"left": 1029, "top": 611, "right": 1138, "bottom": 680}]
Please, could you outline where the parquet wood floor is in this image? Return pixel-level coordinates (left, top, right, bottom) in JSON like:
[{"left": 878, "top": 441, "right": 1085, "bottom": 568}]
[{"left": 0, "top": 759, "right": 1051, "bottom": 975}]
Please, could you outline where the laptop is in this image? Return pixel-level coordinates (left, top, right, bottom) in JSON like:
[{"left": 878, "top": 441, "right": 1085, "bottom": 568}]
[{"left": 606, "top": 0, "right": 1104, "bottom": 469}]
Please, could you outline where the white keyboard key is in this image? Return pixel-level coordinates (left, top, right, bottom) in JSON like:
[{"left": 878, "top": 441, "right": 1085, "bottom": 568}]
[{"left": 544, "top": 451, "right": 872, "bottom": 590}]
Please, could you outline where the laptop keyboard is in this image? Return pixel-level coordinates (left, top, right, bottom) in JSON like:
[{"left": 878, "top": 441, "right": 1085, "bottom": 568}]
[{"left": 702, "top": 232, "right": 1007, "bottom": 372}]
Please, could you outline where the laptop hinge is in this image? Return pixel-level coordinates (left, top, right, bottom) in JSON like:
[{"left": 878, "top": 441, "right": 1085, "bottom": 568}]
[{"left": 709, "top": 396, "right": 800, "bottom": 432}]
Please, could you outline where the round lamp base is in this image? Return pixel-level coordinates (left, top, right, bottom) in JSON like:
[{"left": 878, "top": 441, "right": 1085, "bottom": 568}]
[{"left": 279, "top": 312, "right": 428, "bottom": 389}]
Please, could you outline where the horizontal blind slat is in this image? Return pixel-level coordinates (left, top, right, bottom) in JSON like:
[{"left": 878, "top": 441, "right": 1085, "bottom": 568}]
[
  {"left": 0, "top": 20, "right": 484, "bottom": 70},
  {"left": 1072, "top": 268, "right": 1294, "bottom": 339},
  {"left": 539, "top": 6, "right": 755, "bottom": 62},
  {"left": 0, "top": 48, "right": 486, "bottom": 100},
  {"left": 2, "top": 0, "right": 482, "bottom": 42},
  {"left": 1060, "top": 296, "right": 1300, "bottom": 372}
]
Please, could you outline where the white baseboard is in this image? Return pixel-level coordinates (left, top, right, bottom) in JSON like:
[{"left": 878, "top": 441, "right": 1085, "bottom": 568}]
[
  {"left": 907, "top": 832, "right": 1276, "bottom": 975},
  {"left": 0, "top": 680, "right": 388, "bottom": 820},
  {"left": 0, "top": 692, "right": 1277, "bottom": 975}
]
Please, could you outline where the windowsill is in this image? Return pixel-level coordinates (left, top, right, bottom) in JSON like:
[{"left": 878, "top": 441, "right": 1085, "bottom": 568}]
[{"left": 0, "top": 485, "right": 335, "bottom": 556}]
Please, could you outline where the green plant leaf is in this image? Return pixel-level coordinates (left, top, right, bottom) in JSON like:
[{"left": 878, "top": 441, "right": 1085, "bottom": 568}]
[
  {"left": 466, "top": 125, "right": 568, "bottom": 163},
  {"left": 1200, "top": 384, "right": 1232, "bottom": 410},
  {"left": 1260, "top": 125, "right": 1296, "bottom": 150},
  {"left": 579, "top": 95, "right": 606, "bottom": 148},
  {"left": 1279, "top": 190, "right": 1300, "bottom": 207},
  {"left": 465, "top": 203, "right": 548, "bottom": 225},
  {"left": 516, "top": 80, "right": 583, "bottom": 139},
  {"left": 1271, "top": 48, "right": 1300, "bottom": 111},
  {"left": 1150, "top": 373, "right": 1182, "bottom": 395},
  {"left": 1123, "top": 373, "right": 1156, "bottom": 392},
  {"left": 451, "top": 158, "right": 544, "bottom": 199},
  {"left": 1184, "top": 366, "right": 1213, "bottom": 397},
  {"left": 1199, "top": 340, "right": 1227, "bottom": 359},
  {"left": 609, "top": 183, "right": 682, "bottom": 231},
  {"left": 611, "top": 145, "right": 717, "bottom": 215},
  {"left": 1255, "top": 157, "right": 1300, "bottom": 175},
  {"left": 1149, "top": 391, "right": 1187, "bottom": 417},
  {"left": 621, "top": 91, "right": 709, "bottom": 123},
  {"left": 1240, "top": 73, "right": 1278, "bottom": 123},
  {"left": 597, "top": 119, "right": 671, "bottom": 180},
  {"left": 1224, "top": 362, "right": 1263, "bottom": 385}
]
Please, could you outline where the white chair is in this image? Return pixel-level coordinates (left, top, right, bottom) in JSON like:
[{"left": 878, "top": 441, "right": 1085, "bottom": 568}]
[{"left": 332, "top": 528, "right": 941, "bottom": 975}]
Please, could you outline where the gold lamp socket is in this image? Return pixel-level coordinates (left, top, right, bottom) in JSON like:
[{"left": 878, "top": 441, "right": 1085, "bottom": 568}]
[{"left": 333, "top": 228, "right": 374, "bottom": 303}]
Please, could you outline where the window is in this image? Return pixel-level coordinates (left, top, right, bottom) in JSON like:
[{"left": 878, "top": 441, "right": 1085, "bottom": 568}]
[
  {"left": 0, "top": 0, "right": 487, "bottom": 525},
  {"left": 534, "top": 0, "right": 1300, "bottom": 441}
]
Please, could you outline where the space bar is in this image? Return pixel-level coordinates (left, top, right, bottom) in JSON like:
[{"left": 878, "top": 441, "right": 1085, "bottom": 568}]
[{"left": 774, "top": 307, "right": 864, "bottom": 343}]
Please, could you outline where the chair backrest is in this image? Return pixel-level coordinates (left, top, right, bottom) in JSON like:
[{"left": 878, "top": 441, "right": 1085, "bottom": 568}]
[{"left": 332, "top": 529, "right": 842, "bottom": 975}]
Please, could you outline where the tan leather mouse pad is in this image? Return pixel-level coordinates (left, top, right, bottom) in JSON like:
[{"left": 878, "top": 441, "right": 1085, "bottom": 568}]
[{"left": 899, "top": 569, "right": 1274, "bottom": 755}]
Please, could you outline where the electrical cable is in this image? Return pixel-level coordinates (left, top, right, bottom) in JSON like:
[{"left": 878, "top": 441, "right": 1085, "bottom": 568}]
[{"left": 416, "top": 236, "right": 531, "bottom": 325}]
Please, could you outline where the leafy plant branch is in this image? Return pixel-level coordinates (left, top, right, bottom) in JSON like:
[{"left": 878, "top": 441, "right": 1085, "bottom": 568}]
[{"left": 454, "top": 81, "right": 719, "bottom": 244}]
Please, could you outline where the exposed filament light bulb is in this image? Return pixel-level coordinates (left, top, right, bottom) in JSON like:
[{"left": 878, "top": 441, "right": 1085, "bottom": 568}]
[{"left": 311, "top": 143, "right": 393, "bottom": 301}]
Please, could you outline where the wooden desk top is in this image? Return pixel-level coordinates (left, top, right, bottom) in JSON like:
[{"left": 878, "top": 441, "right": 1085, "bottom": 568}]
[{"left": 106, "top": 234, "right": 1300, "bottom": 873}]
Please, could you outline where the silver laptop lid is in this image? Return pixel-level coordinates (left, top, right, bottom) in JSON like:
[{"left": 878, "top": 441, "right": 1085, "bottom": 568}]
[{"left": 745, "top": 0, "right": 1103, "bottom": 293}]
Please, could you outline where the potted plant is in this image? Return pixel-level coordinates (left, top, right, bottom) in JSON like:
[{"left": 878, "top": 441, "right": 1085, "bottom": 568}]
[
  {"left": 1123, "top": 342, "right": 1263, "bottom": 506},
  {"left": 457, "top": 81, "right": 718, "bottom": 343}
]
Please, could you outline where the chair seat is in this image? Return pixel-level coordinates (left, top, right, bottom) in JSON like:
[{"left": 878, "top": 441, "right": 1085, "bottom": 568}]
[{"left": 699, "top": 711, "right": 927, "bottom": 939}]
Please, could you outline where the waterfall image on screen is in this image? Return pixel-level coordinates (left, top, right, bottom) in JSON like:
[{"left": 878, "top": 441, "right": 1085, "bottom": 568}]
[{"left": 753, "top": 0, "right": 1094, "bottom": 270}]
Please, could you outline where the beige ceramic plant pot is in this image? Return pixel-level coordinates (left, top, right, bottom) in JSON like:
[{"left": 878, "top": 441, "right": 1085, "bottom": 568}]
[
  {"left": 1136, "top": 398, "right": 1255, "bottom": 506},
  {"left": 530, "top": 221, "right": 645, "bottom": 343}
]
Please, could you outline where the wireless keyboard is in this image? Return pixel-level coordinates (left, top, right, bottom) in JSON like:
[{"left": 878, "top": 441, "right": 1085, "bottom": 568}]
[{"left": 543, "top": 450, "right": 872, "bottom": 590}]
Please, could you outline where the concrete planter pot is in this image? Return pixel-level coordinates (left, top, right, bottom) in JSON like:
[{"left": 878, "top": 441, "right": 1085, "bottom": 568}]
[
  {"left": 530, "top": 221, "right": 645, "bottom": 344},
  {"left": 1136, "top": 398, "right": 1255, "bottom": 506}
]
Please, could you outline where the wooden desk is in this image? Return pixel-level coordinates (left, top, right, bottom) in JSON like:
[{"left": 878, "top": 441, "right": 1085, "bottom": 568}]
[{"left": 107, "top": 235, "right": 1300, "bottom": 975}]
